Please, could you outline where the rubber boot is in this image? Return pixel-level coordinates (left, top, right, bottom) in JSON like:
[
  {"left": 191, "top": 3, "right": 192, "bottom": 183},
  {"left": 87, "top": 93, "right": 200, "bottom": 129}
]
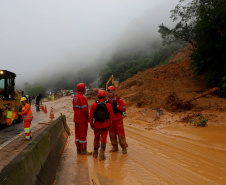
[
  {"left": 93, "top": 148, "right": 98, "bottom": 158},
  {"left": 80, "top": 150, "right": 92, "bottom": 155},
  {"left": 99, "top": 144, "right": 106, "bottom": 161},
  {"left": 110, "top": 144, "right": 118, "bottom": 152},
  {"left": 122, "top": 148, "right": 127, "bottom": 154},
  {"left": 75, "top": 141, "right": 81, "bottom": 154}
]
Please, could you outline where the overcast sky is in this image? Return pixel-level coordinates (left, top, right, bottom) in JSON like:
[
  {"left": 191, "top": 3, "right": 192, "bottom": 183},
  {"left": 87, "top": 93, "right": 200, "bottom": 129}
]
[{"left": 0, "top": 0, "right": 179, "bottom": 86}]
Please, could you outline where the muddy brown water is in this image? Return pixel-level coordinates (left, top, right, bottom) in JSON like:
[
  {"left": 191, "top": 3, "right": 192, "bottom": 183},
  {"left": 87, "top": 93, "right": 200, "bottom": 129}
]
[
  {"left": 53, "top": 97, "right": 226, "bottom": 185},
  {"left": 1, "top": 97, "right": 225, "bottom": 184}
]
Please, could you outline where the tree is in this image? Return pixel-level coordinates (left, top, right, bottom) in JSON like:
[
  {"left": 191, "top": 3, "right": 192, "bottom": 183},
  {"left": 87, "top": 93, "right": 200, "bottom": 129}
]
[
  {"left": 158, "top": 0, "right": 197, "bottom": 48},
  {"left": 159, "top": 0, "right": 226, "bottom": 96},
  {"left": 98, "top": 41, "right": 181, "bottom": 87},
  {"left": 24, "top": 83, "right": 47, "bottom": 97},
  {"left": 191, "top": 0, "right": 226, "bottom": 96}
]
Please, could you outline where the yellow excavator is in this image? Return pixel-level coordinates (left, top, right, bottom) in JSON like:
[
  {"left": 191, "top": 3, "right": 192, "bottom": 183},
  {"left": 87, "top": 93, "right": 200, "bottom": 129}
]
[
  {"left": 0, "top": 70, "right": 22, "bottom": 125},
  {"left": 105, "top": 75, "right": 119, "bottom": 91}
]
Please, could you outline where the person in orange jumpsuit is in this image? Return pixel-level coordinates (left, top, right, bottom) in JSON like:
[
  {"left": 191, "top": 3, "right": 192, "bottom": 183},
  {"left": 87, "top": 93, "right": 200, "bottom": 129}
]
[
  {"left": 89, "top": 90, "right": 113, "bottom": 160},
  {"left": 19, "top": 97, "right": 33, "bottom": 140},
  {"left": 107, "top": 86, "right": 128, "bottom": 154},
  {"left": 73, "top": 83, "right": 92, "bottom": 155}
]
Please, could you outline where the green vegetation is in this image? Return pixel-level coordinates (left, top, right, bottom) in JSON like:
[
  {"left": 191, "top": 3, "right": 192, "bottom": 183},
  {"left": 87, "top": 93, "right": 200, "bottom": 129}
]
[
  {"left": 159, "top": 0, "right": 197, "bottom": 47},
  {"left": 41, "top": 63, "right": 103, "bottom": 91},
  {"left": 190, "top": 115, "right": 208, "bottom": 127},
  {"left": 98, "top": 41, "right": 182, "bottom": 88},
  {"left": 159, "top": 0, "right": 226, "bottom": 97},
  {"left": 24, "top": 83, "right": 47, "bottom": 97},
  {"left": 190, "top": 0, "right": 226, "bottom": 97}
]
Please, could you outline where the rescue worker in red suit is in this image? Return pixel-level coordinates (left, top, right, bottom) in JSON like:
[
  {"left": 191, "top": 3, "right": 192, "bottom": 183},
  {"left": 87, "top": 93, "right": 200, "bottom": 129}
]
[
  {"left": 107, "top": 86, "right": 128, "bottom": 154},
  {"left": 19, "top": 97, "right": 33, "bottom": 140},
  {"left": 89, "top": 90, "right": 113, "bottom": 160},
  {"left": 73, "top": 83, "right": 92, "bottom": 155}
]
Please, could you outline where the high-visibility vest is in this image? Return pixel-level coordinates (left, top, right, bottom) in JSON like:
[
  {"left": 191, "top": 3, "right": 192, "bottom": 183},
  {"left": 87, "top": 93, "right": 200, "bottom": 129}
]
[
  {"left": 6, "top": 111, "right": 17, "bottom": 125},
  {"left": 21, "top": 104, "right": 33, "bottom": 122}
]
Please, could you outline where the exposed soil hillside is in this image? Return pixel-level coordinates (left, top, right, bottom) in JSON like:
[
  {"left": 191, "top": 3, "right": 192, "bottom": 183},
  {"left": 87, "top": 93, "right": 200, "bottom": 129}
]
[{"left": 116, "top": 47, "right": 226, "bottom": 128}]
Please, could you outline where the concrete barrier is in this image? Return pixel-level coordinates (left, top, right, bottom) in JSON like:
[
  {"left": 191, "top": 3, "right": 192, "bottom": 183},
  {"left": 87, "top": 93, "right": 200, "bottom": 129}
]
[{"left": 0, "top": 115, "right": 69, "bottom": 185}]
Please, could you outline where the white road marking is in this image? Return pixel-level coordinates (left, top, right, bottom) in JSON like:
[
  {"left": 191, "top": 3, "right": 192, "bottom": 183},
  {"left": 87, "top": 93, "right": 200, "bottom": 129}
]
[{"left": 0, "top": 132, "right": 24, "bottom": 150}]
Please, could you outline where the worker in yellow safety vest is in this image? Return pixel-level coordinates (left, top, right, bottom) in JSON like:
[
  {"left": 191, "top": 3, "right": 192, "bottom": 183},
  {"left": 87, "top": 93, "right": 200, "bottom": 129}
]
[{"left": 19, "top": 97, "right": 34, "bottom": 140}]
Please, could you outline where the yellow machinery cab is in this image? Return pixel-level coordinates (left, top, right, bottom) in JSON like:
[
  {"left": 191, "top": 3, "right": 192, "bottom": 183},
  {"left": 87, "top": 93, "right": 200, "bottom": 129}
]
[{"left": 0, "top": 70, "right": 22, "bottom": 124}]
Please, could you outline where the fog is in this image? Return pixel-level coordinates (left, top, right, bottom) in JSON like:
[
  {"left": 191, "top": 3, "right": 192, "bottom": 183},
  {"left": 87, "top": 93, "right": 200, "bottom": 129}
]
[{"left": 0, "top": 0, "right": 179, "bottom": 89}]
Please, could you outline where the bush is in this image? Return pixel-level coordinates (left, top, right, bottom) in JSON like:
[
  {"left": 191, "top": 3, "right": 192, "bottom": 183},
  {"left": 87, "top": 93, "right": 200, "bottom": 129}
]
[{"left": 190, "top": 115, "right": 208, "bottom": 127}]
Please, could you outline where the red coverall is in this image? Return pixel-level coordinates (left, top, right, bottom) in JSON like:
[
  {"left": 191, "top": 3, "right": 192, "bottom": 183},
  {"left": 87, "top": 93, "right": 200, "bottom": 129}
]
[
  {"left": 108, "top": 95, "right": 128, "bottom": 148},
  {"left": 73, "top": 91, "right": 89, "bottom": 150},
  {"left": 89, "top": 99, "right": 113, "bottom": 149},
  {"left": 19, "top": 103, "right": 33, "bottom": 139}
]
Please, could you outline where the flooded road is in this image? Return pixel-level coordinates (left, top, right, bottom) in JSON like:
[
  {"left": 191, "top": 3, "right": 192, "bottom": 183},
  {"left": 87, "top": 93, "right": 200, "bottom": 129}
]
[
  {"left": 2, "top": 97, "right": 224, "bottom": 184},
  {"left": 53, "top": 97, "right": 226, "bottom": 185}
]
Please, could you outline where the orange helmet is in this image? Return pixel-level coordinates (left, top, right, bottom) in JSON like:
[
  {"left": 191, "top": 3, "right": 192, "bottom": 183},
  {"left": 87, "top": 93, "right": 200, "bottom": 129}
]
[
  {"left": 107, "top": 86, "right": 116, "bottom": 92},
  {"left": 98, "top": 90, "right": 106, "bottom": 97},
  {"left": 77, "top": 83, "right": 86, "bottom": 91}
]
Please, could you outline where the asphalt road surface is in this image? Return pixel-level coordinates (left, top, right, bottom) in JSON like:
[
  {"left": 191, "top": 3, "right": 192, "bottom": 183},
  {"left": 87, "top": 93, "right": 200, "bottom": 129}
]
[{"left": 0, "top": 105, "right": 45, "bottom": 145}]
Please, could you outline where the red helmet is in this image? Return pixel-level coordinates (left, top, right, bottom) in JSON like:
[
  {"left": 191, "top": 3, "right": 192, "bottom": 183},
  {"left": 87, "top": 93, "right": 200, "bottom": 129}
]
[
  {"left": 98, "top": 90, "right": 106, "bottom": 97},
  {"left": 77, "top": 83, "right": 86, "bottom": 91},
  {"left": 107, "top": 86, "right": 116, "bottom": 92}
]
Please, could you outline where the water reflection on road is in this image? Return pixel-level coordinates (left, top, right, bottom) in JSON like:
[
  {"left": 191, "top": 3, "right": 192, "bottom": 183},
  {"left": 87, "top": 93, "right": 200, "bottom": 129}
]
[{"left": 54, "top": 119, "right": 226, "bottom": 185}]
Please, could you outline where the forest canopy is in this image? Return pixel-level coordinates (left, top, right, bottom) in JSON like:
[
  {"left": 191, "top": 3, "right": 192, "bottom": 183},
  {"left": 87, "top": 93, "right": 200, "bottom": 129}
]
[
  {"left": 159, "top": 0, "right": 226, "bottom": 96},
  {"left": 98, "top": 40, "right": 182, "bottom": 88}
]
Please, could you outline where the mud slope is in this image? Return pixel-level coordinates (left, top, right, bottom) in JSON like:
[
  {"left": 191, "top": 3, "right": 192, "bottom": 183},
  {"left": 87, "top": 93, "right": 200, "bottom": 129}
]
[{"left": 117, "top": 47, "right": 226, "bottom": 127}]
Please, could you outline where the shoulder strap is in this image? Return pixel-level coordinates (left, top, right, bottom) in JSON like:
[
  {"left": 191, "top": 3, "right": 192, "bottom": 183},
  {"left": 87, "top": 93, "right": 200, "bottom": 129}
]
[{"left": 96, "top": 100, "right": 107, "bottom": 105}]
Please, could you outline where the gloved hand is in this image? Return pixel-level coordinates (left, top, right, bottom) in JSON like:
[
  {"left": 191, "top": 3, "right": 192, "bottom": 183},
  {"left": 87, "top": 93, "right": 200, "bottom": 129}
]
[{"left": 112, "top": 100, "right": 117, "bottom": 108}]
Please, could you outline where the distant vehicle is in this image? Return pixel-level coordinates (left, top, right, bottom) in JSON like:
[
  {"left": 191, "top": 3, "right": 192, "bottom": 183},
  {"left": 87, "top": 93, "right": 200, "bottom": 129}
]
[
  {"left": 0, "top": 70, "right": 23, "bottom": 125},
  {"left": 62, "top": 90, "right": 72, "bottom": 96},
  {"left": 71, "top": 93, "right": 75, "bottom": 98}
]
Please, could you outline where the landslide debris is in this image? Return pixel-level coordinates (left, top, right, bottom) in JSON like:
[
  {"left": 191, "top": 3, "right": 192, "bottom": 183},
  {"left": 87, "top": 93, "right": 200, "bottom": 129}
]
[{"left": 117, "top": 48, "right": 225, "bottom": 113}]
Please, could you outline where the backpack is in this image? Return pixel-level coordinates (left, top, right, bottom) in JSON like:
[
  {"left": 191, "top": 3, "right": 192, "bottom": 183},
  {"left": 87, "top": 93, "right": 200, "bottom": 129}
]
[{"left": 94, "top": 100, "right": 108, "bottom": 122}]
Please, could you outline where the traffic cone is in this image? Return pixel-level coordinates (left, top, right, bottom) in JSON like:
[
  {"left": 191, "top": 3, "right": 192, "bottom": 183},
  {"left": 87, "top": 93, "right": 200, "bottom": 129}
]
[
  {"left": 44, "top": 105, "right": 47, "bottom": 113},
  {"left": 40, "top": 104, "right": 43, "bottom": 110},
  {"left": 49, "top": 107, "right": 54, "bottom": 118}
]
